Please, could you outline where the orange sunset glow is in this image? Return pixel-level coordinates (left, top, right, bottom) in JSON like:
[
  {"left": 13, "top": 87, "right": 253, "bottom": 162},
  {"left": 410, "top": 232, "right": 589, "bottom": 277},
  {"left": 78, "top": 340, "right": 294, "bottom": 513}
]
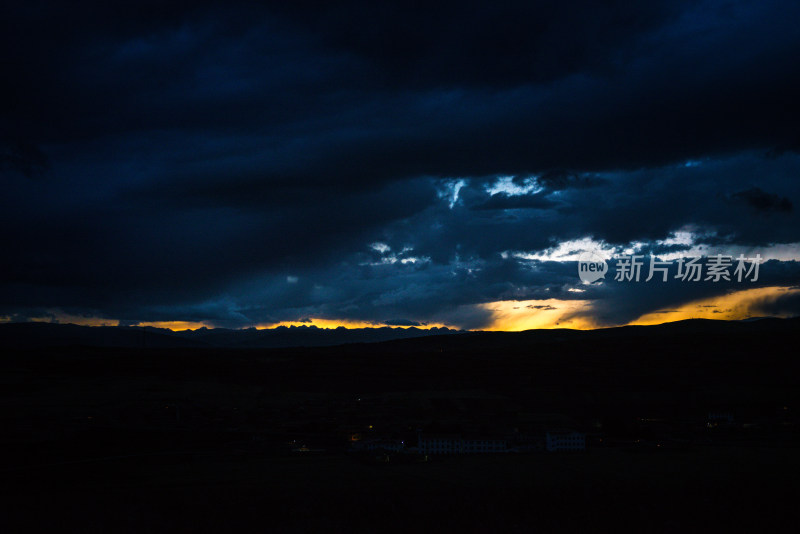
[
  {"left": 480, "top": 298, "right": 597, "bottom": 331},
  {"left": 629, "top": 285, "right": 800, "bottom": 325},
  {"left": 3, "top": 286, "right": 796, "bottom": 332}
]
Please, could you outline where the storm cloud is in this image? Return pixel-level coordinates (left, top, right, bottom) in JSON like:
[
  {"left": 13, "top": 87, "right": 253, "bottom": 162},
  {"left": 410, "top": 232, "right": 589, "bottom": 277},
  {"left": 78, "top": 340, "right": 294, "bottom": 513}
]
[{"left": 2, "top": 0, "right": 800, "bottom": 328}]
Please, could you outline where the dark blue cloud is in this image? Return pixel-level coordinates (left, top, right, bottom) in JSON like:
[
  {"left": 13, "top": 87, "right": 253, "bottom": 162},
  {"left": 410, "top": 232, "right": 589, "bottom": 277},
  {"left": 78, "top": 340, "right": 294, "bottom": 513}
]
[{"left": 2, "top": 0, "right": 800, "bottom": 328}]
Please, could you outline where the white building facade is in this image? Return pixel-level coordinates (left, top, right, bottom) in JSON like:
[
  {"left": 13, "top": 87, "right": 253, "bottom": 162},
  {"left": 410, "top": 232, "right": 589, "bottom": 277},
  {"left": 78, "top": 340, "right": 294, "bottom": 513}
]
[
  {"left": 417, "top": 434, "right": 507, "bottom": 454},
  {"left": 545, "top": 431, "right": 586, "bottom": 452}
]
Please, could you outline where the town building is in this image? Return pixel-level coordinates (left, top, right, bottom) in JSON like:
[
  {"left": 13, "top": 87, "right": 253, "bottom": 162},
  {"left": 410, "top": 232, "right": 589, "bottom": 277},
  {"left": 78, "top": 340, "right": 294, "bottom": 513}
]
[
  {"left": 707, "top": 412, "right": 734, "bottom": 427},
  {"left": 545, "top": 430, "right": 586, "bottom": 452},
  {"left": 352, "top": 438, "right": 405, "bottom": 452},
  {"left": 417, "top": 433, "right": 507, "bottom": 454}
]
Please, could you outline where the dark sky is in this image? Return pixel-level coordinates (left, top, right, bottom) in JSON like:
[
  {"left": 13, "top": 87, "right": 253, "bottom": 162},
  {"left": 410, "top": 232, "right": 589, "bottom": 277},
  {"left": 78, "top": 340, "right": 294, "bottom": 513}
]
[{"left": 2, "top": 0, "right": 800, "bottom": 329}]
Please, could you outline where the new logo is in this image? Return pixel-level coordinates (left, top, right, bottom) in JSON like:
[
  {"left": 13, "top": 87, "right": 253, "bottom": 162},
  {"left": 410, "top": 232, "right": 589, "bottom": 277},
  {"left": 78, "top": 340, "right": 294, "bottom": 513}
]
[{"left": 577, "top": 251, "right": 608, "bottom": 284}]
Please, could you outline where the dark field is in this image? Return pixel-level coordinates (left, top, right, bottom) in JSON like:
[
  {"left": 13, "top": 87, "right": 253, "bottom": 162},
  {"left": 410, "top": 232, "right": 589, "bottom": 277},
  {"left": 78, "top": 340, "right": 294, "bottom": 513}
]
[
  {"left": 3, "top": 448, "right": 799, "bottom": 533},
  {"left": 1, "top": 318, "right": 799, "bottom": 532}
]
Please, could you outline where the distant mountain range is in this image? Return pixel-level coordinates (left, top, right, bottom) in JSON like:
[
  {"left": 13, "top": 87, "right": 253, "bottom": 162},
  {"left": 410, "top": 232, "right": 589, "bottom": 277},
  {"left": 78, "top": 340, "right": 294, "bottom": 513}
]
[
  {"left": 0, "top": 322, "right": 462, "bottom": 349},
  {"left": 0, "top": 317, "right": 796, "bottom": 350}
]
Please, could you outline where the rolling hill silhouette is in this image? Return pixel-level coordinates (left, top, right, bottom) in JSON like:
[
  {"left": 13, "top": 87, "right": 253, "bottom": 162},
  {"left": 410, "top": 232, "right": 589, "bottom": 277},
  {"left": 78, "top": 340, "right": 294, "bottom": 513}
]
[{"left": 1, "top": 317, "right": 796, "bottom": 350}]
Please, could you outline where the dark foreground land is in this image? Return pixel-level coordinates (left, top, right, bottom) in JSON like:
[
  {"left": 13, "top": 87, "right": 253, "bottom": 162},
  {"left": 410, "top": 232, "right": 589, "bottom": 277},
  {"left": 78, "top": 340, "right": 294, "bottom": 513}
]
[
  {"left": 1, "top": 318, "right": 799, "bottom": 532},
  {"left": 3, "top": 448, "right": 799, "bottom": 533}
]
